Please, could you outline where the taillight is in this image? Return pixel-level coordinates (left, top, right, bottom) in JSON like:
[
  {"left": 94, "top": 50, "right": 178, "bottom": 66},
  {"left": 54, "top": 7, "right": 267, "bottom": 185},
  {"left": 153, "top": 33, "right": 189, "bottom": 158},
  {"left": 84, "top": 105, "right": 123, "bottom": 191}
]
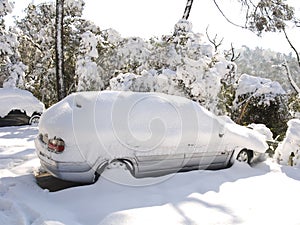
[{"left": 48, "top": 137, "right": 65, "bottom": 153}]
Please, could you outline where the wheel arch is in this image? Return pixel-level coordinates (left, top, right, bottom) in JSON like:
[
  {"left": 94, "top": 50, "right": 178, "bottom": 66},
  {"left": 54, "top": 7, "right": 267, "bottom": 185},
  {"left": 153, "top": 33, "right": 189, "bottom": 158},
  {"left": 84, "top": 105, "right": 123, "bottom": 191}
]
[
  {"left": 116, "top": 158, "right": 136, "bottom": 176},
  {"left": 93, "top": 158, "right": 137, "bottom": 182},
  {"left": 93, "top": 160, "right": 109, "bottom": 183}
]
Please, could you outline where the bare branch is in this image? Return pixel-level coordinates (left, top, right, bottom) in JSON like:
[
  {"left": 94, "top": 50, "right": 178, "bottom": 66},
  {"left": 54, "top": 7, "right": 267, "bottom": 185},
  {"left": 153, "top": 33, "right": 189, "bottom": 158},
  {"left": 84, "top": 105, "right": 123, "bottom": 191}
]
[
  {"left": 205, "top": 26, "right": 224, "bottom": 51},
  {"left": 229, "top": 43, "right": 241, "bottom": 62},
  {"left": 212, "top": 0, "right": 246, "bottom": 29},
  {"left": 283, "top": 28, "right": 300, "bottom": 68}
]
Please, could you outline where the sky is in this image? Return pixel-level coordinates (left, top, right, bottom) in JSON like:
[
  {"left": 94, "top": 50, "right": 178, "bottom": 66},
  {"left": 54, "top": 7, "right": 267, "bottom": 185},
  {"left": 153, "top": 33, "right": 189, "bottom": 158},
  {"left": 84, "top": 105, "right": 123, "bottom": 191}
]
[
  {"left": 7, "top": 0, "right": 300, "bottom": 54},
  {"left": 82, "top": 0, "right": 297, "bottom": 54}
]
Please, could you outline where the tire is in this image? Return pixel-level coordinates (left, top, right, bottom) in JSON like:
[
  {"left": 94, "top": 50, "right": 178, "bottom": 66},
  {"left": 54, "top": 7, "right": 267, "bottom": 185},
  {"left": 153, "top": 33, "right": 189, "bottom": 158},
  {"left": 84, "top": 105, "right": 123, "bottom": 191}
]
[
  {"left": 236, "top": 149, "right": 252, "bottom": 164},
  {"left": 29, "top": 115, "right": 40, "bottom": 125}
]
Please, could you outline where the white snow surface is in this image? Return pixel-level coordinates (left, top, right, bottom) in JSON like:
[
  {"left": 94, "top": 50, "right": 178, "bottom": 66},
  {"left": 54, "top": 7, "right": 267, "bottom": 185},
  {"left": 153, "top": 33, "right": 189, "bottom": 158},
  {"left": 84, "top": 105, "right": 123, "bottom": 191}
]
[
  {"left": 0, "top": 88, "right": 44, "bottom": 117},
  {"left": 2, "top": 125, "right": 300, "bottom": 224}
]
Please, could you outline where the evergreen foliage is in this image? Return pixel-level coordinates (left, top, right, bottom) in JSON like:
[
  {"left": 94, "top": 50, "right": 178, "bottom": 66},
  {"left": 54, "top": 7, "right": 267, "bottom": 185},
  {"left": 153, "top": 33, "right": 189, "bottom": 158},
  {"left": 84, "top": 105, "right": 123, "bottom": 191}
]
[
  {"left": 0, "top": 0, "right": 25, "bottom": 89},
  {"left": 15, "top": 1, "right": 95, "bottom": 106}
]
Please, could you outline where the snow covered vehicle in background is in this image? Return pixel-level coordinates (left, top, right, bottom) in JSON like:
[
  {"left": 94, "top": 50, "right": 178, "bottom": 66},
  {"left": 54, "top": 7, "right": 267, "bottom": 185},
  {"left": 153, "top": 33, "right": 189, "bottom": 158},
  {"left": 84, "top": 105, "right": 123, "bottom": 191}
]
[
  {"left": 35, "top": 91, "right": 268, "bottom": 183},
  {"left": 0, "top": 88, "right": 45, "bottom": 127}
]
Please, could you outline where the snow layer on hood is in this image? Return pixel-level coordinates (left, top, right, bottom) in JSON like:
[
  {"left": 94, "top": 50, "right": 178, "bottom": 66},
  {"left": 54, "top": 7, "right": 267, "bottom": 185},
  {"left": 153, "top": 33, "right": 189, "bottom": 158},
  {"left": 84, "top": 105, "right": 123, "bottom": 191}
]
[
  {"left": 275, "top": 119, "right": 300, "bottom": 166},
  {"left": 39, "top": 91, "right": 268, "bottom": 164},
  {"left": 0, "top": 88, "right": 44, "bottom": 117}
]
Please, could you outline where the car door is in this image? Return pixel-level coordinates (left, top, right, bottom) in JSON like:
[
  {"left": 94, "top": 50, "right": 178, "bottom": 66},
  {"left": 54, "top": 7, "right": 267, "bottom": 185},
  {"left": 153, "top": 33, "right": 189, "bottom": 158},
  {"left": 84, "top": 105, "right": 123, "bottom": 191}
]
[
  {"left": 134, "top": 151, "right": 185, "bottom": 178},
  {"left": 182, "top": 144, "right": 233, "bottom": 170},
  {"left": 182, "top": 119, "right": 233, "bottom": 170}
]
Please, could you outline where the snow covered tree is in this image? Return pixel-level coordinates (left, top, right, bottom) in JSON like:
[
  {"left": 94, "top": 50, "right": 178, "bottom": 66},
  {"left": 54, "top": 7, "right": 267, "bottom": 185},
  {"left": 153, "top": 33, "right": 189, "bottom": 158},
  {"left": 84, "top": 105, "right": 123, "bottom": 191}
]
[
  {"left": 214, "top": 0, "right": 300, "bottom": 94},
  {"left": 94, "top": 29, "right": 122, "bottom": 87},
  {"left": 110, "top": 20, "right": 236, "bottom": 115},
  {"left": 76, "top": 31, "right": 103, "bottom": 91},
  {"left": 0, "top": 0, "right": 26, "bottom": 88},
  {"left": 92, "top": 28, "right": 151, "bottom": 89},
  {"left": 16, "top": 0, "right": 92, "bottom": 106},
  {"left": 235, "top": 47, "right": 300, "bottom": 92},
  {"left": 16, "top": 3, "right": 57, "bottom": 106},
  {"left": 212, "top": 0, "right": 296, "bottom": 34}
]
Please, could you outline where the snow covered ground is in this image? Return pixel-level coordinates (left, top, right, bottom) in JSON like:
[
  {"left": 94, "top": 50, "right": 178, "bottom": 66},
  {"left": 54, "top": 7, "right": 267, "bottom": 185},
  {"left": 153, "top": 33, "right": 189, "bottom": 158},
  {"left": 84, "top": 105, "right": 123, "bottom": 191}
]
[{"left": 1, "top": 125, "right": 300, "bottom": 225}]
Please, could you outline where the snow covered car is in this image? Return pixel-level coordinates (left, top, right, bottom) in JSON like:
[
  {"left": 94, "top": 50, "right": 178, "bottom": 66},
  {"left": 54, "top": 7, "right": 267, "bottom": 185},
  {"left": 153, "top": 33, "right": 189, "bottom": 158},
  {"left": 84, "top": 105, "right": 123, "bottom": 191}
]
[
  {"left": 35, "top": 91, "right": 268, "bottom": 183},
  {"left": 0, "top": 88, "right": 44, "bottom": 127}
]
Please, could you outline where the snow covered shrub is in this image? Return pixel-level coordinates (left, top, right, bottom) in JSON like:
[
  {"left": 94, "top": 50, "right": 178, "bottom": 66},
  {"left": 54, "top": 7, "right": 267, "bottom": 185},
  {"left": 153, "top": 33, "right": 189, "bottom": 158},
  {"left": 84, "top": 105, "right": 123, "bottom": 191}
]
[
  {"left": 93, "top": 29, "right": 152, "bottom": 88},
  {"left": 232, "top": 74, "right": 290, "bottom": 139},
  {"left": 110, "top": 69, "right": 182, "bottom": 96},
  {"left": 275, "top": 119, "right": 300, "bottom": 167}
]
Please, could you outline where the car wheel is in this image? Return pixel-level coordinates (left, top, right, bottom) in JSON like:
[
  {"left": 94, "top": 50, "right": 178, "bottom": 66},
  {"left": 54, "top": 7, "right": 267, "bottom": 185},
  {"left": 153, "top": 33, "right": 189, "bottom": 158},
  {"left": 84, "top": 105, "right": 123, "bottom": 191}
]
[
  {"left": 29, "top": 115, "right": 40, "bottom": 125},
  {"left": 236, "top": 149, "right": 252, "bottom": 164}
]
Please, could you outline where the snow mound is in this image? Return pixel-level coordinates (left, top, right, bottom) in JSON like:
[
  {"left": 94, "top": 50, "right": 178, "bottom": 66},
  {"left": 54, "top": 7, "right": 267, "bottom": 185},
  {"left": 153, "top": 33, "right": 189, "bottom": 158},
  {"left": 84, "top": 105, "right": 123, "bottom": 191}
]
[{"left": 275, "top": 119, "right": 300, "bottom": 166}]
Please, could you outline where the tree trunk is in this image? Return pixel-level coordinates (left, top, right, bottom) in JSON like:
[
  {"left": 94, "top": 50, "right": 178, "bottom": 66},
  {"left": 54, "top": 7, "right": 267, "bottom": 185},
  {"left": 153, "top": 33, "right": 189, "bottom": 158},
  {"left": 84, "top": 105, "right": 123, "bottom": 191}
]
[
  {"left": 182, "top": 0, "right": 193, "bottom": 20},
  {"left": 55, "top": 0, "right": 66, "bottom": 101},
  {"left": 282, "top": 61, "right": 300, "bottom": 95}
]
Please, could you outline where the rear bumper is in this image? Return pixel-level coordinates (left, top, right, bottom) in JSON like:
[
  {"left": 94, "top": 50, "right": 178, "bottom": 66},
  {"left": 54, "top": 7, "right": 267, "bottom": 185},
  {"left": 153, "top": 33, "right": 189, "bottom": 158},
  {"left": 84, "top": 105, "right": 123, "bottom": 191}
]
[{"left": 35, "top": 137, "right": 96, "bottom": 183}]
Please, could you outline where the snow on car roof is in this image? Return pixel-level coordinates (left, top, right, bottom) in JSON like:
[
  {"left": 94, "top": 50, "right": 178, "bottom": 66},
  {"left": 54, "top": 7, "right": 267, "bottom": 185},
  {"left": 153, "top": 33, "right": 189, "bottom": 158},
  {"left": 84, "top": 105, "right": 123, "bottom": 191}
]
[{"left": 0, "top": 88, "right": 44, "bottom": 117}]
